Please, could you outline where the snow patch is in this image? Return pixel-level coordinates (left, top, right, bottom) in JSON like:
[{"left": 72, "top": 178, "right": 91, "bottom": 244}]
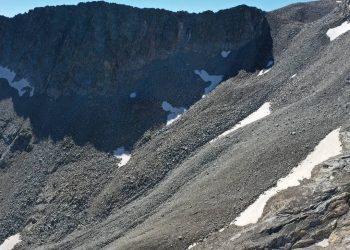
[
  {"left": 129, "top": 92, "right": 137, "bottom": 98},
  {"left": 187, "top": 242, "right": 197, "bottom": 249},
  {"left": 162, "top": 101, "right": 186, "bottom": 126},
  {"left": 221, "top": 51, "right": 231, "bottom": 58},
  {"left": 232, "top": 128, "right": 342, "bottom": 227},
  {"left": 316, "top": 239, "right": 330, "bottom": 248},
  {"left": 0, "top": 66, "right": 34, "bottom": 96},
  {"left": 258, "top": 69, "right": 271, "bottom": 76},
  {"left": 194, "top": 70, "right": 223, "bottom": 97},
  {"left": 113, "top": 147, "right": 131, "bottom": 167},
  {"left": 210, "top": 102, "right": 271, "bottom": 143},
  {"left": 258, "top": 60, "right": 274, "bottom": 76},
  {"left": 327, "top": 21, "right": 350, "bottom": 41},
  {"left": 0, "top": 234, "right": 21, "bottom": 250}
]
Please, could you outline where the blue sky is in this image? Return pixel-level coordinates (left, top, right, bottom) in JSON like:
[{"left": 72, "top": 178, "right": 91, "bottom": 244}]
[{"left": 1, "top": 0, "right": 313, "bottom": 17}]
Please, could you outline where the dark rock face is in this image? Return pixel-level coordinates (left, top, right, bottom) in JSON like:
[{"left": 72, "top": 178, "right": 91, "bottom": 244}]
[
  {"left": 0, "top": 2, "right": 272, "bottom": 151},
  {"left": 0, "top": 3, "right": 270, "bottom": 97}
]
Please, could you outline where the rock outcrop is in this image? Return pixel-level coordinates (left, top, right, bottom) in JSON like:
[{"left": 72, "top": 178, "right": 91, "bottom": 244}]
[{"left": 199, "top": 129, "right": 350, "bottom": 249}]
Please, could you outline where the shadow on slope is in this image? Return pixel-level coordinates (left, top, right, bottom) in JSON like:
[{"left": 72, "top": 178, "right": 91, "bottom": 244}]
[{"left": 0, "top": 3, "right": 274, "bottom": 153}]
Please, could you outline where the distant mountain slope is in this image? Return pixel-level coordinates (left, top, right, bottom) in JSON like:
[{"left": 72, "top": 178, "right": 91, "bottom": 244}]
[{"left": 266, "top": 0, "right": 338, "bottom": 57}]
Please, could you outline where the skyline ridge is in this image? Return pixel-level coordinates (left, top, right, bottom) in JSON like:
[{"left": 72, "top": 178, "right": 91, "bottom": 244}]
[{"left": 1, "top": 0, "right": 313, "bottom": 17}]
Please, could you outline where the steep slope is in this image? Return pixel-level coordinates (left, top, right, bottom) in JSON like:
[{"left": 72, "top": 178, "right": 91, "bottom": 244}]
[
  {"left": 0, "top": 2, "right": 272, "bottom": 250},
  {"left": 56, "top": 1, "right": 349, "bottom": 249},
  {"left": 2, "top": 0, "right": 350, "bottom": 250},
  {"left": 201, "top": 130, "right": 350, "bottom": 249},
  {"left": 266, "top": 0, "right": 338, "bottom": 57},
  {"left": 173, "top": 1, "right": 350, "bottom": 249},
  {"left": 6, "top": 0, "right": 349, "bottom": 249}
]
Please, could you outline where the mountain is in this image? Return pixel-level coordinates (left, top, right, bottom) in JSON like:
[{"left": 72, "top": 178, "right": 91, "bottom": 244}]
[
  {"left": 0, "top": 2, "right": 271, "bottom": 151},
  {"left": 1, "top": 0, "right": 350, "bottom": 249}
]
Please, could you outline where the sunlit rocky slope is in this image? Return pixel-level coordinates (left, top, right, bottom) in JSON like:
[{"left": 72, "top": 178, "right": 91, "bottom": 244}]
[{"left": 1, "top": 0, "right": 350, "bottom": 249}]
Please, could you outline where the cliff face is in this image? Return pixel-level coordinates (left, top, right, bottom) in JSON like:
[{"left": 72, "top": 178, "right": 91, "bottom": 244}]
[
  {"left": 0, "top": 2, "right": 270, "bottom": 97},
  {"left": 0, "top": 2, "right": 272, "bottom": 151}
]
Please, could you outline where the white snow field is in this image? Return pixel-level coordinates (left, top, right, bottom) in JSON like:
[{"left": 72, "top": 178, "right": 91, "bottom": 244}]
[
  {"left": 233, "top": 128, "right": 342, "bottom": 226},
  {"left": 327, "top": 21, "right": 350, "bottom": 41},
  {"left": 187, "top": 242, "right": 197, "bottom": 249},
  {"left": 113, "top": 147, "right": 131, "bottom": 167},
  {"left": 194, "top": 70, "right": 223, "bottom": 97},
  {"left": 161, "top": 101, "right": 186, "bottom": 126},
  {"left": 210, "top": 102, "right": 271, "bottom": 143},
  {"left": 0, "top": 66, "right": 34, "bottom": 96},
  {"left": 0, "top": 234, "right": 21, "bottom": 250}
]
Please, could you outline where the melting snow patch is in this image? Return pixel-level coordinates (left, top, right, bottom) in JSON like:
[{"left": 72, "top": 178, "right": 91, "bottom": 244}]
[
  {"left": 232, "top": 128, "right": 342, "bottom": 227},
  {"left": 210, "top": 102, "right": 271, "bottom": 143},
  {"left": 0, "top": 66, "right": 34, "bottom": 96},
  {"left": 162, "top": 101, "right": 186, "bottom": 126},
  {"left": 258, "top": 60, "right": 274, "bottom": 76},
  {"left": 113, "top": 147, "right": 131, "bottom": 167},
  {"left": 187, "top": 242, "right": 197, "bottom": 249},
  {"left": 129, "top": 92, "right": 137, "bottom": 98},
  {"left": 194, "top": 70, "right": 223, "bottom": 97},
  {"left": 327, "top": 21, "right": 350, "bottom": 41},
  {"left": 316, "top": 239, "right": 330, "bottom": 248},
  {"left": 221, "top": 51, "right": 231, "bottom": 58},
  {"left": 258, "top": 69, "right": 271, "bottom": 76},
  {"left": 0, "top": 234, "right": 21, "bottom": 250}
]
